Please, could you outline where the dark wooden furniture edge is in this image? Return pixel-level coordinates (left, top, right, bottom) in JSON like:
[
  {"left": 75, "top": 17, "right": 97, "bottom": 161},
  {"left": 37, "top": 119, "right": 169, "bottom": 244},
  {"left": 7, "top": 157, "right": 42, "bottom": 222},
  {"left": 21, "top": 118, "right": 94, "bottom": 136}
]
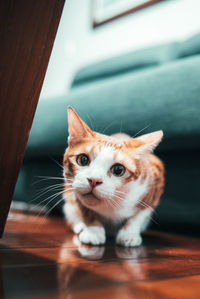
[{"left": 0, "top": 0, "right": 65, "bottom": 236}]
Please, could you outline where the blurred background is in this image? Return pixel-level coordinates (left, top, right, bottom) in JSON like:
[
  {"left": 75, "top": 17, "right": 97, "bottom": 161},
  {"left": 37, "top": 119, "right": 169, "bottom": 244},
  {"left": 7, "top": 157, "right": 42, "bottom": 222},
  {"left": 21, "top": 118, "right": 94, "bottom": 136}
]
[
  {"left": 41, "top": 0, "right": 200, "bottom": 99},
  {"left": 13, "top": 0, "right": 200, "bottom": 234}
]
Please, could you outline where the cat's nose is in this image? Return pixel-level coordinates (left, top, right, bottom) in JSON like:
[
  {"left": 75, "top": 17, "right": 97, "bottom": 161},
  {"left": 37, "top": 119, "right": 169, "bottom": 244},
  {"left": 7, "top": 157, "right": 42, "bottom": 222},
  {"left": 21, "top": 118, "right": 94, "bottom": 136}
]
[{"left": 87, "top": 178, "right": 103, "bottom": 188}]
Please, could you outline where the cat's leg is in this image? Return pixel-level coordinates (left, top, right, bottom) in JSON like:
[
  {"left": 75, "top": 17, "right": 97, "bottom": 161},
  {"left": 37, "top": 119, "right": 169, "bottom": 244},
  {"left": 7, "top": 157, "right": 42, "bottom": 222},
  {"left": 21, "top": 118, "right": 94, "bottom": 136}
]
[
  {"left": 79, "top": 220, "right": 106, "bottom": 246},
  {"left": 63, "top": 201, "right": 86, "bottom": 234},
  {"left": 116, "top": 208, "right": 152, "bottom": 247},
  {"left": 63, "top": 202, "right": 106, "bottom": 245}
]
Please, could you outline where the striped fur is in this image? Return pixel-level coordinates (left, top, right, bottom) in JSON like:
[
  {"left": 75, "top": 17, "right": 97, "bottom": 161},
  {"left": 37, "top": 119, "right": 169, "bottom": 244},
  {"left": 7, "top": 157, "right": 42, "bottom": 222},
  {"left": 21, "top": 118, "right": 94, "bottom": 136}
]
[{"left": 63, "top": 107, "right": 164, "bottom": 247}]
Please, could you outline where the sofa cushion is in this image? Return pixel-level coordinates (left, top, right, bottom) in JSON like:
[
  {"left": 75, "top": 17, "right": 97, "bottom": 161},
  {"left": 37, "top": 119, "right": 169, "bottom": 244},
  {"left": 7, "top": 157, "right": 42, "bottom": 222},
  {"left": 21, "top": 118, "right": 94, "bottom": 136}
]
[
  {"left": 72, "top": 42, "right": 179, "bottom": 87},
  {"left": 72, "top": 33, "right": 200, "bottom": 87},
  {"left": 26, "top": 55, "right": 200, "bottom": 158},
  {"left": 178, "top": 32, "right": 200, "bottom": 59}
]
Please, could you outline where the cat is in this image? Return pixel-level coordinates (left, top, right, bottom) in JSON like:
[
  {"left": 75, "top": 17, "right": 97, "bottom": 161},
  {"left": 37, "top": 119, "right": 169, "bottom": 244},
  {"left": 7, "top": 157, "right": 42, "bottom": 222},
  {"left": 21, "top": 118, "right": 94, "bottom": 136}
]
[{"left": 63, "top": 106, "right": 164, "bottom": 247}]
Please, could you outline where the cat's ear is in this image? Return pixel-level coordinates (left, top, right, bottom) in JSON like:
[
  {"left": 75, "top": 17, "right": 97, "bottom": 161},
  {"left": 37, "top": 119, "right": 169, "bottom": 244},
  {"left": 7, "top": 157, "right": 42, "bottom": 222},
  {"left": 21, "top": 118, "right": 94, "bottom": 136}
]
[
  {"left": 67, "top": 106, "right": 94, "bottom": 144},
  {"left": 132, "top": 130, "right": 163, "bottom": 156}
]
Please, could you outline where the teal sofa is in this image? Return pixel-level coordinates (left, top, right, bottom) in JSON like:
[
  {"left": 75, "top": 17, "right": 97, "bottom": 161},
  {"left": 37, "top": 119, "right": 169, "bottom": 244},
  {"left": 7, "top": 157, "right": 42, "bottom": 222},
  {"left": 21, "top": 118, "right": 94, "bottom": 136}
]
[{"left": 14, "top": 33, "right": 200, "bottom": 233}]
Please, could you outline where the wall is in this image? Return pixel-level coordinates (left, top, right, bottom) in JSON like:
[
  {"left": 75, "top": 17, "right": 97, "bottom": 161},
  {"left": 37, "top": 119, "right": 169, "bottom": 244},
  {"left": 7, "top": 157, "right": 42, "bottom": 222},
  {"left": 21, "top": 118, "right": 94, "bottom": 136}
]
[{"left": 40, "top": 0, "right": 200, "bottom": 100}]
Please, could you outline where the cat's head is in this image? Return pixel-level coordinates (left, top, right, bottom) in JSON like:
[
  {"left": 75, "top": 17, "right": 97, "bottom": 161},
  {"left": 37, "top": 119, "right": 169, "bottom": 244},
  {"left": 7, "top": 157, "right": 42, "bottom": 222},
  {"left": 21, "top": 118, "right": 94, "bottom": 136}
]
[{"left": 63, "top": 106, "right": 163, "bottom": 213}]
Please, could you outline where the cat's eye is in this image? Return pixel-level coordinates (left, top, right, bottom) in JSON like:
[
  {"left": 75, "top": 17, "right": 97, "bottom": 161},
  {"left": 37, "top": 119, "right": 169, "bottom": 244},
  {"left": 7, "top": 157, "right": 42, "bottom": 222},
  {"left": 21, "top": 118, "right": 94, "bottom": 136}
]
[
  {"left": 76, "top": 154, "right": 90, "bottom": 166},
  {"left": 111, "top": 164, "right": 126, "bottom": 177}
]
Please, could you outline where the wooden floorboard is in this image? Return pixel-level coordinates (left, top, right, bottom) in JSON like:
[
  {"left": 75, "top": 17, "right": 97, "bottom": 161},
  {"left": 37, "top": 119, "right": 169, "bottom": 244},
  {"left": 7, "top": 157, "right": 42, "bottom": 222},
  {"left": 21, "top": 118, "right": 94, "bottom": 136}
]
[{"left": 0, "top": 210, "right": 200, "bottom": 298}]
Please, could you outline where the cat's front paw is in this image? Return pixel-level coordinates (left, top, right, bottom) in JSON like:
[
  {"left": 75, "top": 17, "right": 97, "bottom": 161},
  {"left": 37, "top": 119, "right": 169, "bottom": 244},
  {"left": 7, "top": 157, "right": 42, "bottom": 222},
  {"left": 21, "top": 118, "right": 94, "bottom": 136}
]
[
  {"left": 73, "top": 222, "right": 86, "bottom": 234},
  {"left": 79, "top": 225, "right": 106, "bottom": 246},
  {"left": 116, "top": 231, "right": 142, "bottom": 247}
]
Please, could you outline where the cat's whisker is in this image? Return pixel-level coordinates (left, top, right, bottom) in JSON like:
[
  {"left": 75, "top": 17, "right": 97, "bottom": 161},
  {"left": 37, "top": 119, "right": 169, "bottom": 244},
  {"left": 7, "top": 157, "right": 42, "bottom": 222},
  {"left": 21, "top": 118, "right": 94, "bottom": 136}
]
[
  {"left": 85, "top": 112, "right": 95, "bottom": 131},
  {"left": 43, "top": 198, "right": 65, "bottom": 219},
  {"left": 149, "top": 215, "right": 159, "bottom": 226},
  {"left": 35, "top": 175, "right": 65, "bottom": 180},
  {"left": 31, "top": 190, "right": 65, "bottom": 212},
  {"left": 137, "top": 200, "right": 150, "bottom": 209},
  {"left": 35, "top": 182, "right": 65, "bottom": 195},
  {"left": 32, "top": 187, "right": 75, "bottom": 216},
  {"left": 114, "top": 192, "right": 126, "bottom": 201},
  {"left": 116, "top": 193, "right": 126, "bottom": 199},
  {"left": 64, "top": 179, "right": 74, "bottom": 183},
  {"left": 34, "top": 190, "right": 74, "bottom": 222},
  {"left": 32, "top": 182, "right": 72, "bottom": 203},
  {"left": 137, "top": 200, "right": 154, "bottom": 212},
  {"left": 101, "top": 120, "right": 116, "bottom": 135},
  {"left": 100, "top": 190, "right": 123, "bottom": 210},
  {"left": 113, "top": 194, "right": 124, "bottom": 202},
  {"left": 98, "top": 191, "right": 121, "bottom": 210},
  {"left": 64, "top": 182, "right": 73, "bottom": 187},
  {"left": 48, "top": 156, "right": 64, "bottom": 170},
  {"left": 31, "top": 185, "right": 64, "bottom": 203},
  {"left": 103, "top": 197, "right": 109, "bottom": 209},
  {"left": 104, "top": 197, "right": 113, "bottom": 209},
  {"left": 110, "top": 200, "right": 120, "bottom": 210},
  {"left": 115, "top": 190, "right": 126, "bottom": 196},
  {"left": 33, "top": 177, "right": 73, "bottom": 187},
  {"left": 132, "top": 124, "right": 151, "bottom": 138},
  {"left": 30, "top": 196, "right": 58, "bottom": 212},
  {"left": 110, "top": 200, "right": 122, "bottom": 213},
  {"left": 36, "top": 175, "right": 74, "bottom": 182},
  {"left": 108, "top": 196, "right": 122, "bottom": 209},
  {"left": 33, "top": 176, "right": 65, "bottom": 185}
]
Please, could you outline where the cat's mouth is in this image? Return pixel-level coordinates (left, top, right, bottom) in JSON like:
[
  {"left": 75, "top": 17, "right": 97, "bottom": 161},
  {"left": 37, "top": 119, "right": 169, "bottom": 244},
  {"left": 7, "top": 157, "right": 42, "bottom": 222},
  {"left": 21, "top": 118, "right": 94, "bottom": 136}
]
[
  {"left": 82, "top": 191, "right": 99, "bottom": 200},
  {"left": 79, "top": 190, "right": 102, "bottom": 207}
]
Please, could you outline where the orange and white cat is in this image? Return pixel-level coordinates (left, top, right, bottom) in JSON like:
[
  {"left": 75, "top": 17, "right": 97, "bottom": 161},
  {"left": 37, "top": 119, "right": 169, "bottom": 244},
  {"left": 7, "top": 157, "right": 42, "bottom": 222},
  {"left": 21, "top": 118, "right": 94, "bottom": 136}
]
[{"left": 63, "top": 107, "right": 164, "bottom": 247}]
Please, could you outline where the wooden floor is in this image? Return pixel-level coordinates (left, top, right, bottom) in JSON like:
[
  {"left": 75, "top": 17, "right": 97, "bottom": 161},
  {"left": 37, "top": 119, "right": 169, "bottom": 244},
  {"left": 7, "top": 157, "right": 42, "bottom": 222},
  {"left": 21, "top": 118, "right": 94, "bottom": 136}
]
[{"left": 0, "top": 211, "right": 200, "bottom": 299}]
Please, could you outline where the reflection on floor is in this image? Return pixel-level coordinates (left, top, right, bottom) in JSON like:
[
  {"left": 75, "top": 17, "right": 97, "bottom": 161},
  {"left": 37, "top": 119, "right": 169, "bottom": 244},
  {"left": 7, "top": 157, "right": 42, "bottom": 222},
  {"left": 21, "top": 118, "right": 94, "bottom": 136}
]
[{"left": 0, "top": 210, "right": 200, "bottom": 299}]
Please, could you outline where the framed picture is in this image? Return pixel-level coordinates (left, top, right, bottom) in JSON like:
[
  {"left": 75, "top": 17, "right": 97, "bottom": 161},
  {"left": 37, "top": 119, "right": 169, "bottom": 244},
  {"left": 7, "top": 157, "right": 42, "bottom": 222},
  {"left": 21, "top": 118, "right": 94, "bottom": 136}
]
[{"left": 92, "top": 0, "right": 163, "bottom": 28}]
